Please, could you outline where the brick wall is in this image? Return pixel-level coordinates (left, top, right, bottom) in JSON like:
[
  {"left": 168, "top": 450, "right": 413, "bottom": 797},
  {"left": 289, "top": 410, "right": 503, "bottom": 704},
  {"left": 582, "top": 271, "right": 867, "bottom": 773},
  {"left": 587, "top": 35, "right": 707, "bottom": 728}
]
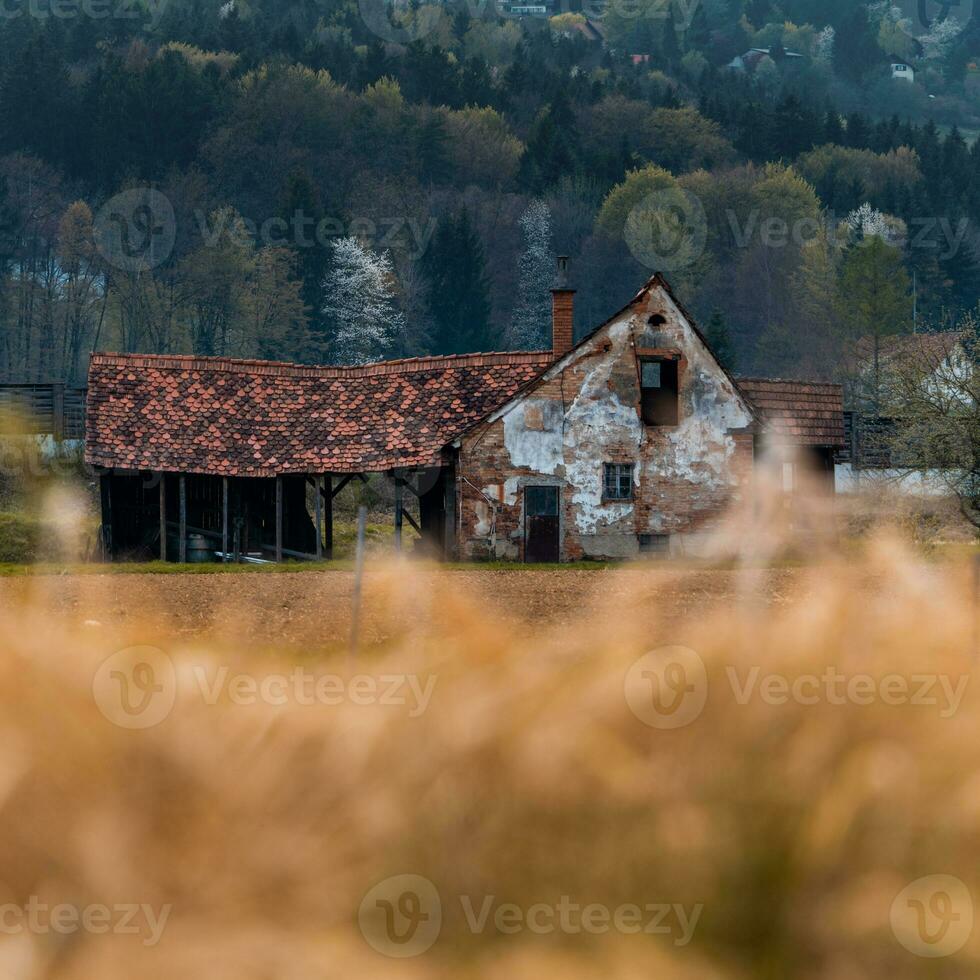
[
  {"left": 456, "top": 286, "right": 756, "bottom": 561},
  {"left": 551, "top": 289, "right": 575, "bottom": 357}
]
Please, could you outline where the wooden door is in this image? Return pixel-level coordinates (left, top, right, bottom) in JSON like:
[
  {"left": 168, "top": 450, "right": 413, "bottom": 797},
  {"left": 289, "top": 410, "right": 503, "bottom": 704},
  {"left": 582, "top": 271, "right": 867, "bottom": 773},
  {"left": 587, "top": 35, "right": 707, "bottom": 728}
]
[{"left": 524, "top": 486, "right": 559, "bottom": 563}]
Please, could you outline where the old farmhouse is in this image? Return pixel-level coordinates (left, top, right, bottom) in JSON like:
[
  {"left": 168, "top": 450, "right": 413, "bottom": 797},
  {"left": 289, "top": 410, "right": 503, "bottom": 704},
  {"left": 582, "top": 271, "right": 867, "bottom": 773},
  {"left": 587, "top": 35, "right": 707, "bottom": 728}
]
[{"left": 85, "top": 272, "right": 844, "bottom": 563}]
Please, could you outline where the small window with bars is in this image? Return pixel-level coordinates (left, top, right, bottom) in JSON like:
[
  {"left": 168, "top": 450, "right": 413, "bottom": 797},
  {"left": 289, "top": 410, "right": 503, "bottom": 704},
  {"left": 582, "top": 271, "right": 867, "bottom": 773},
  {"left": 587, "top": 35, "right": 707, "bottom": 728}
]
[
  {"left": 639, "top": 533, "right": 670, "bottom": 557},
  {"left": 603, "top": 463, "right": 634, "bottom": 501}
]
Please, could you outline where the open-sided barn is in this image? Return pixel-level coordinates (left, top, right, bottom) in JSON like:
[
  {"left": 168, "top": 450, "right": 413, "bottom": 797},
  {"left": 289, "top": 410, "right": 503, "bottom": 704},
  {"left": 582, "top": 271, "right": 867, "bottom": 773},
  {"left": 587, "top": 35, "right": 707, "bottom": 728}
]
[{"left": 85, "top": 272, "right": 844, "bottom": 562}]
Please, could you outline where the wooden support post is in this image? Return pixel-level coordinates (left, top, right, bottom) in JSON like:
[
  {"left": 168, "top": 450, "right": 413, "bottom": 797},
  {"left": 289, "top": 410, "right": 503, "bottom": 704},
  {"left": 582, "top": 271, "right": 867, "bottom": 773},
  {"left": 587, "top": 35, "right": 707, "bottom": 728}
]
[
  {"left": 325, "top": 474, "right": 334, "bottom": 560},
  {"left": 394, "top": 475, "right": 404, "bottom": 553},
  {"left": 275, "top": 476, "right": 283, "bottom": 563},
  {"left": 443, "top": 464, "right": 456, "bottom": 562},
  {"left": 314, "top": 474, "right": 323, "bottom": 560},
  {"left": 222, "top": 477, "right": 229, "bottom": 563},
  {"left": 159, "top": 474, "right": 167, "bottom": 562},
  {"left": 99, "top": 472, "right": 113, "bottom": 562},
  {"left": 51, "top": 383, "right": 65, "bottom": 443},
  {"left": 349, "top": 506, "right": 367, "bottom": 658},
  {"left": 179, "top": 475, "right": 187, "bottom": 564}
]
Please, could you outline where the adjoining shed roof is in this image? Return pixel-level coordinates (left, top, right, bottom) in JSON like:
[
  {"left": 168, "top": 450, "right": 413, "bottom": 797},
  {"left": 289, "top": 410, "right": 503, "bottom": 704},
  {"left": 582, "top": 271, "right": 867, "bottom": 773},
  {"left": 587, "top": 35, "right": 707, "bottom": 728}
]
[
  {"left": 85, "top": 350, "right": 552, "bottom": 477},
  {"left": 736, "top": 378, "right": 845, "bottom": 448}
]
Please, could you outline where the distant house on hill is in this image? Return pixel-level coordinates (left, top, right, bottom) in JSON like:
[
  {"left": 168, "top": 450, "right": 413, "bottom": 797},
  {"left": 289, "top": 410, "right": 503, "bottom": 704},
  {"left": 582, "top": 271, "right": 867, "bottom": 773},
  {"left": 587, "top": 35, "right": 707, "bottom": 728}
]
[
  {"left": 500, "top": 0, "right": 549, "bottom": 17},
  {"left": 891, "top": 62, "right": 915, "bottom": 82},
  {"left": 836, "top": 332, "right": 973, "bottom": 495},
  {"left": 728, "top": 47, "right": 805, "bottom": 72},
  {"left": 86, "top": 271, "right": 843, "bottom": 564}
]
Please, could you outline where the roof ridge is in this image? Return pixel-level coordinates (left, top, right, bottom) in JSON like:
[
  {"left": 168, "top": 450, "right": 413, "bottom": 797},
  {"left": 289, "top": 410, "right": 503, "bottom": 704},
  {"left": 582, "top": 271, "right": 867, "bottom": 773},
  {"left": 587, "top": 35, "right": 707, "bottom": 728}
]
[{"left": 89, "top": 349, "right": 554, "bottom": 380}]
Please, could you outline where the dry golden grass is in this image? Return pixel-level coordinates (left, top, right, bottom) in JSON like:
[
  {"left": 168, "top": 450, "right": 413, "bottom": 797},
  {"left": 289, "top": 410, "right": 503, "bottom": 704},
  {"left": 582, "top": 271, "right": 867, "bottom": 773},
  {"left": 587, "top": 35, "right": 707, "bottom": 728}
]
[{"left": 0, "top": 462, "right": 978, "bottom": 978}]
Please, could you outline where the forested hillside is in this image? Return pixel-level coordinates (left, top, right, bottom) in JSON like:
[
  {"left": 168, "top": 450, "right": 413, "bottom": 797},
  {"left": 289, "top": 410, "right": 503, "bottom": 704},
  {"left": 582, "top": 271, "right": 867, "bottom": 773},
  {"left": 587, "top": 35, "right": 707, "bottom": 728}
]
[{"left": 1, "top": 0, "right": 979, "bottom": 383}]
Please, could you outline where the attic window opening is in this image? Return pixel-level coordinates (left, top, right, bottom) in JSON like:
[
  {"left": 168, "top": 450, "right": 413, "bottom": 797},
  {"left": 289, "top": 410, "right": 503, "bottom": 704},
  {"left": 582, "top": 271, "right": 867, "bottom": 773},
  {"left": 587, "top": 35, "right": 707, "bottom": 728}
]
[
  {"left": 603, "top": 463, "right": 633, "bottom": 501},
  {"left": 640, "top": 357, "right": 679, "bottom": 426},
  {"left": 648, "top": 314, "right": 667, "bottom": 327}
]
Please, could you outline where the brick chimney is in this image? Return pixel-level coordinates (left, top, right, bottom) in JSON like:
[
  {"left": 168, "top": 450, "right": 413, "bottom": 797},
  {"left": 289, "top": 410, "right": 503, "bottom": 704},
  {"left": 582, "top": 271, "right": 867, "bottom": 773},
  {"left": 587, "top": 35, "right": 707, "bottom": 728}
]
[{"left": 551, "top": 255, "right": 575, "bottom": 358}]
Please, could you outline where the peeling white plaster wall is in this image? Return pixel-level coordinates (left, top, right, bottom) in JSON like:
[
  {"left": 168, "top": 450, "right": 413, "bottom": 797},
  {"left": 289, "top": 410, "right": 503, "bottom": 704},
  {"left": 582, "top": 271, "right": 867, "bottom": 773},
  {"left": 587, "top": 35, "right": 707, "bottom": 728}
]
[
  {"left": 466, "top": 284, "right": 756, "bottom": 558},
  {"left": 501, "top": 398, "right": 564, "bottom": 476},
  {"left": 562, "top": 322, "right": 643, "bottom": 534}
]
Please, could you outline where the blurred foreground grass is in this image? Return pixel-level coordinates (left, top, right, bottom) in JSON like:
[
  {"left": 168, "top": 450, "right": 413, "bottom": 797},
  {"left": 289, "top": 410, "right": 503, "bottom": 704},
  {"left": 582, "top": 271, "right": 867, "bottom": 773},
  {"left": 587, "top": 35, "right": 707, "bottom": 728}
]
[{"left": 0, "top": 532, "right": 977, "bottom": 978}]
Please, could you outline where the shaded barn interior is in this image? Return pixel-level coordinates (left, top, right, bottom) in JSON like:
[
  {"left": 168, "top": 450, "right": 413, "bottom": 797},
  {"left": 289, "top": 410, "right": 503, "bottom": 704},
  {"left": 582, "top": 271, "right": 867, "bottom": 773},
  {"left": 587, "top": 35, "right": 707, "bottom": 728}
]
[{"left": 99, "top": 469, "right": 453, "bottom": 564}]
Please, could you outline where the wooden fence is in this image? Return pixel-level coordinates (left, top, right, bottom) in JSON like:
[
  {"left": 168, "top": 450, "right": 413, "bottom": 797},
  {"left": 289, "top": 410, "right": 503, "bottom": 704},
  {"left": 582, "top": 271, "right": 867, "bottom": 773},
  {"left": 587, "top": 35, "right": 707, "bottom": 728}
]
[{"left": 0, "top": 384, "right": 87, "bottom": 440}]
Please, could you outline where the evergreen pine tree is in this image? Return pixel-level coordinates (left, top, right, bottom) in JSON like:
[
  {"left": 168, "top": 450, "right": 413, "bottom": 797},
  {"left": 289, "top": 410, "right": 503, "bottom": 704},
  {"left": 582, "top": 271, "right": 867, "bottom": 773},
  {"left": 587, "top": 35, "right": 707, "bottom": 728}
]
[
  {"left": 705, "top": 309, "right": 736, "bottom": 370},
  {"left": 278, "top": 170, "right": 327, "bottom": 347},
  {"left": 520, "top": 94, "right": 579, "bottom": 193},
  {"left": 844, "top": 112, "right": 869, "bottom": 149},
  {"left": 772, "top": 95, "right": 816, "bottom": 159},
  {"left": 686, "top": 3, "right": 710, "bottom": 52},
  {"left": 661, "top": 5, "right": 682, "bottom": 66},
  {"left": 840, "top": 237, "right": 911, "bottom": 409},
  {"left": 423, "top": 208, "right": 493, "bottom": 355},
  {"left": 939, "top": 231, "right": 980, "bottom": 317},
  {"left": 823, "top": 107, "right": 844, "bottom": 145}
]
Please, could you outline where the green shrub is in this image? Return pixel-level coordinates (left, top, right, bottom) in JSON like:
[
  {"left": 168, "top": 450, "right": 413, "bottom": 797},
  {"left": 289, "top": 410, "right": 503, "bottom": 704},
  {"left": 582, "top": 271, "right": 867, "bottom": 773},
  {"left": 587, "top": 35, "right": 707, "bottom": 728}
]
[{"left": 0, "top": 512, "right": 45, "bottom": 564}]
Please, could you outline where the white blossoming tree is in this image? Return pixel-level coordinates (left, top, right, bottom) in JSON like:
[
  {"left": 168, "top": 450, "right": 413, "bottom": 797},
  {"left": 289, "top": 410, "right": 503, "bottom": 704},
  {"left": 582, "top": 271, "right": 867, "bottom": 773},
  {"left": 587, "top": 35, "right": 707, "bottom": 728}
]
[
  {"left": 508, "top": 199, "right": 554, "bottom": 351},
  {"left": 814, "top": 25, "right": 835, "bottom": 64},
  {"left": 845, "top": 203, "right": 906, "bottom": 246},
  {"left": 321, "top": 237, "right": 404, "bottom": 365},
  {"left": 921, "top": 15, "right": 964, "bottom": 60}
]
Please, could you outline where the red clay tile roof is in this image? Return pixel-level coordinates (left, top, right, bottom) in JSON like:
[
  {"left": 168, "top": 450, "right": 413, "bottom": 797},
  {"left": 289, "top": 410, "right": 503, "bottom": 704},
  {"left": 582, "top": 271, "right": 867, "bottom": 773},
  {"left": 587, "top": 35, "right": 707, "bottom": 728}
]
[
  {"left": 736, "top": 378, "right": 845, "bottom": 447},
  {"left": 85, "top": 351, "right": 552, "bottom": 477}
]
